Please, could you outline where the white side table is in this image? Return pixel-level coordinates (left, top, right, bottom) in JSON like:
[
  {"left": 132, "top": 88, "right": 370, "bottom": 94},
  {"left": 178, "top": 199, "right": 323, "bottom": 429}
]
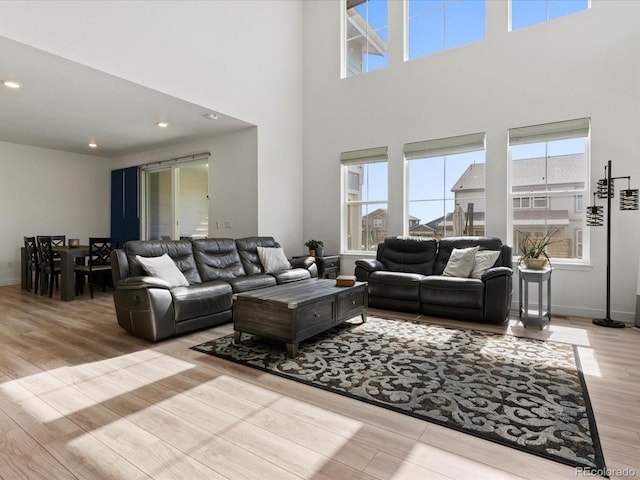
[{"left": 518, "top": 265, "right": 552, "bottom": 329}]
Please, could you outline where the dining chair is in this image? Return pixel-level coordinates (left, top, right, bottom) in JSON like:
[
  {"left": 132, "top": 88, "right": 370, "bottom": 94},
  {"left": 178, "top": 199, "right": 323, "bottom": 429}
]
[
  {"left": 36, "top": 236, "right": 62, "bottom": 298},
  {"left": 23, "top": 236, "right": 40, "bottom": 294},
  {"left": 74, "top": 237, "right": 115, "bottom": 298}
]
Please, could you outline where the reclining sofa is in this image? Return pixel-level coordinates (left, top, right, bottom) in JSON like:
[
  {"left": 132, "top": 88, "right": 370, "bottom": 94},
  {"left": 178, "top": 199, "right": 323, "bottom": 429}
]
[
  {"left": 110, "top": 237, "right": 317, "bottom": 341},
  {"left": 355, "top": 236, "right": 513, "bottom": 323}
]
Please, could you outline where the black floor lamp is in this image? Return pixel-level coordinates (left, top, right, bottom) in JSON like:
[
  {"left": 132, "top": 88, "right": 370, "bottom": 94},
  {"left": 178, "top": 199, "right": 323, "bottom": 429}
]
[{"left": 586, "top": 160, "right": 639, "bottom": 328}]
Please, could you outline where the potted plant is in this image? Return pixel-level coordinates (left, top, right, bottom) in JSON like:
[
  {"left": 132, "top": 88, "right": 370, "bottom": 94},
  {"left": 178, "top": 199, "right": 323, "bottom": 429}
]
[
  {"left": 517, "top": 230, "right": 558, "bottom": 269},
  {"left": 304, "top": 239, "right": 324, "bottom": 257}
]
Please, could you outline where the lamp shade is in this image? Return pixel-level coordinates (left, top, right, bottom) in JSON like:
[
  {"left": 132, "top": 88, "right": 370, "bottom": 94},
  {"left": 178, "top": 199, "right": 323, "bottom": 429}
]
[
  {"left": 620, "top": 189, "right": 639, "bottom": 210},
  {"left": 586, "top": 205, "right": 603, "bottom": 226},
  {"left": 597, "top": 178, "right": 614, "bottom": 199}
]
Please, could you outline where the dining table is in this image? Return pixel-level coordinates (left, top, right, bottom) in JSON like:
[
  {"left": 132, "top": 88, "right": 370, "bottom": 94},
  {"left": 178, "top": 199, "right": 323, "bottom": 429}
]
[{"left": 52, "top": 245, "right": 90, "bottom": 301}]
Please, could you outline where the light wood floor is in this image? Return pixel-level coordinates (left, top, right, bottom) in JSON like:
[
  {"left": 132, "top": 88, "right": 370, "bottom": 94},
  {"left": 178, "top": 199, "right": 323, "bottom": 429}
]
[{"left": 1, "top": 284, "right": 639, "bottom": 480}]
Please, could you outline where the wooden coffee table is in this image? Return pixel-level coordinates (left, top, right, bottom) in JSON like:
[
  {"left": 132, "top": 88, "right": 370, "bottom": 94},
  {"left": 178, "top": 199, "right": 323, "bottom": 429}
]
[{"left": 232, "top": 278, "right": 367, "bottom": 357}]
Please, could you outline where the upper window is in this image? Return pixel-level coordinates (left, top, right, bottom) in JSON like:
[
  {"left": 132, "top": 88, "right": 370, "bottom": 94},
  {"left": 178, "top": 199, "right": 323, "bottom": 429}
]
[
  {"left": 509, "top": 118, "right": 590, "bottom": 262},
  {"left": 510, "top": 0, "right": 589, "bottom": 31},
  {"left": 407, "top": 0, "right": 485, "bottom": 61},
  {"left": 345, "top": 0, "right": 388, "bottom": 77},
  {"left": 341, "top": 147, "right": 389, "bottom": 251},
  {"left": 405, "top": 133, "right": 486, "bottom": 238}
]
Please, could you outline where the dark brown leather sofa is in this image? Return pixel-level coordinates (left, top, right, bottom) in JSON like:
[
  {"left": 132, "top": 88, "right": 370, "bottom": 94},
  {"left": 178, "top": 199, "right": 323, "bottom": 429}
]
[
  {"left": 111, "top": 237, "right": 317, "bottom": 341},
  {"left": 355, "top": 236, "right": 513, "bottom": 323}
]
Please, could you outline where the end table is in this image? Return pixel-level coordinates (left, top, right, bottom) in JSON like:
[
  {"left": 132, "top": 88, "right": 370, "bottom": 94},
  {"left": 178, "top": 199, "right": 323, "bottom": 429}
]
[
  {"left": 315, "top": 255, "right": 340, "bottom": 279},
  {"left": 518, "top": 265, "right": 552, "bottom": 329}
]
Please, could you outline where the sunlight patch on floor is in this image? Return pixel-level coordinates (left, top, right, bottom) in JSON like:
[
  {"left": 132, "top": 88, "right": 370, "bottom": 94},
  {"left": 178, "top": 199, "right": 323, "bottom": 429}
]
[{"left": 575, "top": 346, "right": 602, "bottom": 378}]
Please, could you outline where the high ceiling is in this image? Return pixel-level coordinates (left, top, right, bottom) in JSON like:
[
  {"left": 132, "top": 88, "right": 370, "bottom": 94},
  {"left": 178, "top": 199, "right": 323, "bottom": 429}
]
[{"left": 0, "top": 36, "right": 252, "bottom": 158}]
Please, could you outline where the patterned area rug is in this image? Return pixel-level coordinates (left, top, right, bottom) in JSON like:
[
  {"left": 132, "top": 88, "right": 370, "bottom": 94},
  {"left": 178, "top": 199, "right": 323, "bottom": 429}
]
[{"left": 191, "top": 317, "right": 606, "bottom": 473}]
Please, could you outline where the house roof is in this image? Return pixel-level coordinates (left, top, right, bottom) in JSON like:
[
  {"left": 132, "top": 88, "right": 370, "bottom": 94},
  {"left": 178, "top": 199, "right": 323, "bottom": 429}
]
[
  {"left": 409, "top": 224, "right": 435, "bottom": 234},
  {"left": 346, "top": 10, "right": 388, "bottom": 57},
  {"left": 451, "top": 154, "right": 586, "bottom": 193}
]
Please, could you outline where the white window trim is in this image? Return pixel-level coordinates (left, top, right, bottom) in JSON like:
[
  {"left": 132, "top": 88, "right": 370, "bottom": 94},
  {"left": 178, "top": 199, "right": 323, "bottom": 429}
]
[
  {"left": 341, "top": 146, "right": 389, "bottom": 253},
  {"left": 507, "top": 119, "right": 591, "bottom": 266}
]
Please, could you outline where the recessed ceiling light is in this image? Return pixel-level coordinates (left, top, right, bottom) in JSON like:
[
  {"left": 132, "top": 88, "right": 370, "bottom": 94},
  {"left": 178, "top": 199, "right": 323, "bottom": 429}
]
[
  {"left": 3, "top": 80, "right": 21, "bottom": 89},
  {"left": 156, "top": 121, "right": 169, "bottom": 128},
  {"left": 88, "top": 142, "right": 98, "bottom": 148},
  {"left": 204, "top": 113, "right": 218, "bottom": 120}
]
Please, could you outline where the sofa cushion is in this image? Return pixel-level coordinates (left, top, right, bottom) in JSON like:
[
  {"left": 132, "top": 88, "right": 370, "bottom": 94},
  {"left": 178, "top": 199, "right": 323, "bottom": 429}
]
[
  {"left": 192, "top": 238, "right": 246, "bottom": 281},
  {"left": 420, "top": 276, "right": 483, "bottom": 309},
  {"left": 171, "top": 281, "right": 233, "bottom": 322},
  {"left": 124, "top": 239, "right": 202, "bottom": 284},
  {"left": 271, "top": 268, "right": 311, "bottom": 284},
  {"left": 135, "top": 253, "right": 189, "bottom": 288},
  {"left": 368, "top": 271, "right": 425, "bottom": 301},
  {"left": 470, "top": 250, "right": 501, "bottom": 279},
  {"left": 435, "top": 237, "right": 504, "bottom": 275},
  {"left": 226, "top": 274, "right": 277, "bottom": 293},
  {"left": 257, "top": 246, "right": 292, "bottom": 273},
  {"left": 236, "top": 237, "right": 279, "bottom": 276},
  {"left": 377, "top": 237, "right": 437, "bottom": 275},
  {"left": 442, "top": 246, "right": 479, "bottom": 278}
]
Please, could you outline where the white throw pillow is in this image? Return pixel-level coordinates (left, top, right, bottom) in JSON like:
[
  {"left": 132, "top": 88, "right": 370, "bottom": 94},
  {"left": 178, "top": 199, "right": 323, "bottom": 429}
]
[
  {"left": 470, "top": 250, "right": 501, "bottom": 279},
  {"left": 135, "top": 253, "right": 189, "bottom": 287},
  {"left": 257, "top": 246, "right": 292, "bottom": 273},
  {"left": 442, "top": 246, "right": 479, "bottom": 278}
]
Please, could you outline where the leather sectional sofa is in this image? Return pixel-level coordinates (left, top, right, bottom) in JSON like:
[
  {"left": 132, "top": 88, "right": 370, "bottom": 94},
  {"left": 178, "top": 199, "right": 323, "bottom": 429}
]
[
  {"left": 355, "top": 236, "right": 513, "bottom": 323},
  {"left": 110, "top": 237, "right": 317, "bottom": 341}
]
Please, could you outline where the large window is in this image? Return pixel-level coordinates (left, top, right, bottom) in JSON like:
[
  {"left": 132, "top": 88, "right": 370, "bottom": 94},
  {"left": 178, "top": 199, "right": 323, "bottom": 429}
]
[
  {"left": 405, "top": 133, "right": 486, "bottom": 238},
  {"left": 510, "top": 0, "right": 589, "bottom": 31},
  {"left": 341, "top": 146, "right": 388, "bottom": 251},
  {"left": 509, "top": 118, "right": 590, "bottom": 261},
  {"left": 407, "top": 0, "right": 485, "bottom": 61},
  {"left": 344, "top": 0, "right": 388, "bottom": 77},
  {"left": 142, "top": 155, "right": 209, "bottom": 240}
]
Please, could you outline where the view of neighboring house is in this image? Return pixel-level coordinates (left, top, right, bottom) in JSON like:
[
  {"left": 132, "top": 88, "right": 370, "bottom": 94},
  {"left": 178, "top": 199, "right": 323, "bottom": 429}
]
[{"left": 359, "top": 154, "right": 585, "bottom": 258}]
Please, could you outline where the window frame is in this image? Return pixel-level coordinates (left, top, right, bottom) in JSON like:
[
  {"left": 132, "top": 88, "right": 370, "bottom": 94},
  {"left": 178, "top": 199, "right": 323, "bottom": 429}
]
[
  {"left": 508, "top": 118, "right": 591, "bottom": 265},
  {"left": 341, "top": 146, "right": 389, "bottom": 253},
  {"left": 405, "top": 0, "right": 486, "bottom": 62},
  {"left": 509, "top": 0, "right": 590, "bottom": 32},
  {"left": 404, "top": 132, "right": 486, "bottom": 239},
  {"left": 343, "top": 0, "right": 389, "bottom": 78}
]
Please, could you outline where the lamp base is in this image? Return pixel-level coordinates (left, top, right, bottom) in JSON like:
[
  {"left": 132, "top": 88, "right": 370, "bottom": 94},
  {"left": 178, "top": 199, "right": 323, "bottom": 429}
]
[{"left": 592, "top": 318, "right": 626, "bottom": 328}]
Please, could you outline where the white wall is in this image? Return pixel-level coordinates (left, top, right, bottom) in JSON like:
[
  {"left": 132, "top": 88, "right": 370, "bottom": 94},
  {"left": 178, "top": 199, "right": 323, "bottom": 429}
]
[
  {"left": 0, "top": 141, "right": 111, "bottom": 285},
  {"left": 113, "top": 128, "right": 260, "bottom": 241},
  {"left": 1, "top": 0, "right": 304, "bottom": 254},
  {"left": 303, "top": 0, "right": 640, "bottom": 321}
]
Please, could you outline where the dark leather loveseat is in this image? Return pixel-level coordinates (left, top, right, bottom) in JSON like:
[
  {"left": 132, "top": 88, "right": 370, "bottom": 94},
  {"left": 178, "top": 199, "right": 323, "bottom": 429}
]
[
  {"left": 111, "top": 236, "right": 317, "bottom": 341},
  {"left": 355, "top": 236, "right": 513, "bottom": 323}
]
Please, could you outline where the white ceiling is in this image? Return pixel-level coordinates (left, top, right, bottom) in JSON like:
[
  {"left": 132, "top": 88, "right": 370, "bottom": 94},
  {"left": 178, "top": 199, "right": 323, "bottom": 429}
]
[{"left": 0, "top": 36, "right": 253, "bottom": 158}]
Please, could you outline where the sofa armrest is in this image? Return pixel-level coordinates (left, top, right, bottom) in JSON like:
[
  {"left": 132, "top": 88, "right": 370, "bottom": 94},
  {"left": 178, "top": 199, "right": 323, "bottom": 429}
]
[
  {"left": 356, "top": 259, "right": 385, "bottom": 272},
  {"left": 354, "top": 259, "right": 386, "bottom": 282},
  {"left": 117, "top": 276, "right": 172, "bottom": 290},
  {"left": 482, "top": 267, "right": 513, "bottom": 322},
  {"left": 481, "top": 266, "right": 513, "bottom": 282},
  {"left": 290, "top": 256, "right": 316, "bottom": 269}
]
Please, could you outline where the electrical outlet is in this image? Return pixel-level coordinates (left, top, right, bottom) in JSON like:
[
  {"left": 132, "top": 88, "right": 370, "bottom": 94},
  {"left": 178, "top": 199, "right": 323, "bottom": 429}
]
[{"left": 224, "top": 220, "right": 232, "bottom": 228}]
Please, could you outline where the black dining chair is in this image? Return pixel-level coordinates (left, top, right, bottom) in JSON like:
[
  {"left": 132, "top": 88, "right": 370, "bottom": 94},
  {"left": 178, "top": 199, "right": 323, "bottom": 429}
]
[
  {"left": 74, "top": 237, "right": 115, "bottom": 298},
  {"left": 24, "top": 236, "right": 40, "bottom": 294},
  {"left": 36, "top": 236, "right": 62, "bottom": 297}
]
